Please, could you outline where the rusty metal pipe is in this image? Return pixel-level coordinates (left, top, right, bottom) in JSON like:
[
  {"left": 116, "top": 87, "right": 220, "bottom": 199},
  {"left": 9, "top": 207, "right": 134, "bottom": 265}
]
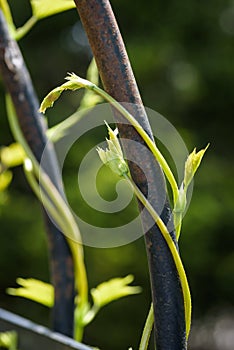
[
  {"left": 0, "top": 10, "right": 75, "bottom": 337},
  {"left": 74, "top": 1, "right": 186, "bottom": 349}
]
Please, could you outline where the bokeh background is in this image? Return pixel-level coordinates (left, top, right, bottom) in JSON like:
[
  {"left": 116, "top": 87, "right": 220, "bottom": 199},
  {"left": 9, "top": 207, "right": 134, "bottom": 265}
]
[{"left": 1, "top": 1, "right": 234, "bottom": 349}]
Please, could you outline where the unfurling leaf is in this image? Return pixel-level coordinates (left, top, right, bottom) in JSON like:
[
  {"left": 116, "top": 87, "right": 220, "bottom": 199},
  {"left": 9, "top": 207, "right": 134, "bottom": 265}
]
[
  {"left": 97, "top": 123, "right": 129, "bottom": 177},
  {"left": 39, "top": 87, "right": 63, "bottom": 113},
  {"left": 91, "top": 275, "right": 141, "bottom": 309},
  {"left": 40, "top": 73, "right": 94, "bottom": 113},
  {"left": 183, "top": 144, "right": 209, "bottom": 189},
  {"left": 30, "top": 0, "right": 76, "bottom": 20},
  {"left": 7, "top": 278, "right": 54, "bottom": 307}
]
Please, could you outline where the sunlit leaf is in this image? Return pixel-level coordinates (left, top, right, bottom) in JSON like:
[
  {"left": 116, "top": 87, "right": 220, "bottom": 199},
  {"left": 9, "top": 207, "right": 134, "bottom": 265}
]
[
  {"left": 7, "top": 278, "right": 54, "bottom": 307},
  {"left": 46, "top": 59, "right": 102, "bottom": 142},
  {"left": 1, "top": 143, "right": 25, "bottom": 168},
  {"left": 30, "top": 0, "right": 76, "bottom": 20},
  {"left": 91, "top": 275, "right": 141, "bottom": 308},
  {"left": 0, "top": 171, "right": 13, "bottom": 191},
  {"left": 40, "top": 73, "right": 93, "bottom": 113}
]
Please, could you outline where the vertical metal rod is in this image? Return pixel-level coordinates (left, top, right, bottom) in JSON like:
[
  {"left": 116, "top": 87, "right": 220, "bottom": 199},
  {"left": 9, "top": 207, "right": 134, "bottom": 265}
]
[
  {"left": 0, "top": 10, "right": 75, "bottom": 337},
  {"left": 74, "top": 1, "right": 186, "bottom": 349}
]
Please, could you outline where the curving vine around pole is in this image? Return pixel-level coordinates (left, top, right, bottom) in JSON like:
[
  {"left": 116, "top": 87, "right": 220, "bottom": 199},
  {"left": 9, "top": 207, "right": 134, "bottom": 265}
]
[
  {"left": 0, "top": 10, "right": 75, "bottom": 338},
  {"left": 74, "top": 1, "right": 186, "bottom": 349}
]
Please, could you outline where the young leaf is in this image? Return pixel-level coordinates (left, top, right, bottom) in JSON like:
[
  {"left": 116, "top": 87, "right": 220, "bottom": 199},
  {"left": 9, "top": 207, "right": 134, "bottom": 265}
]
[
  {"left": 183, "top": 144, "right": 209, "bottom": 189},
  {"left": 40, "top": 73, "right": 94, "bottom": 113},
  {"left": 46, "top": 59, "right": 102, "bottom": 142},
  {"left": 91, "top": 275, "right": 141, "bottom": 309},
  {"left": 7, "top": 278, "right": 54, "bottom": 307},
  {"left": 30, "top": 0, "right": 76, "bottom": 20}
]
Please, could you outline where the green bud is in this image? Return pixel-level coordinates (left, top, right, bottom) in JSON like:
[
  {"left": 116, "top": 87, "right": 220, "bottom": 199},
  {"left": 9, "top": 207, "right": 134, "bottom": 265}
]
[
  {"left": 184, "top": 144, "right": 209, "bottom": 189},
  {"left": 64, "top": 72, "right": 94, "bottom": 89},
  {"left": 174, "top": 185, "right": 187, "bottom": 214},
  {"left": 97, "top": 123, "right": 129, "bottom": 177}
]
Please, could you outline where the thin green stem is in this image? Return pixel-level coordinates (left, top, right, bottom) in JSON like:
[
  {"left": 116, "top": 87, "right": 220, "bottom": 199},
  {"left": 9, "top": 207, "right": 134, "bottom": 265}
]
[
  {"left": 23, "top": 160, "right": 68, "bottom": 236},
  {"left": 14, "top": 16, "right": 38, "bottom": 41},
  {"left": 42, "top": 78, "right": 179, "bottom": 205},
  {"left": 6, "top": 94, "right": 89, "bottom": 337},
  {"left": 24, "top": 160, "right": 87, "bottom": 341},
  {"left": 139, "top": 303, "right": 154, "bottom": 350},
  {"left": 47, "top": 108, "right": 87, "bottom": 142},
  {"left": 74, "top": 326, "right": 84, "bottom": 343},
  {"left": 0, "top": 0, "right": 16, "bottom": 37},
  {"left": 124, "top": 174, "right": 191, "bottom": 338},
  {"left": 174, "top": 211, "right": 182, "bottom": 240}
]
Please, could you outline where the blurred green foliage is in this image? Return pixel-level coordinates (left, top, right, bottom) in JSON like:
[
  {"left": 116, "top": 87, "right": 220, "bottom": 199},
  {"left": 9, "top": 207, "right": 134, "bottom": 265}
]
[{"left": 0, "top": 1, "right": 234, "bottom": 349}]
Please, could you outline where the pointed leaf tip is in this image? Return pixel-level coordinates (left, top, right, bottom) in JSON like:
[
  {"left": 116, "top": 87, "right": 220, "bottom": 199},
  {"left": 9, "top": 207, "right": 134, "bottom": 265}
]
[
  {"left": 91, "top": 275, "right": 141, "bottom": 309},
  {"left": 7, "top": 278, "right": 54, "bottom": 307},
  {"left": 39, "top": 88, "right": 62, "bottom": 113},
  {"left": 97, "top": 123, "right": 129, "bottom": 176},
  {"left": 31, "top": 0, "right": 76, "bottom": 20},
  {"left": 184, "top": 144, "right": 209, "bottom": 188}
]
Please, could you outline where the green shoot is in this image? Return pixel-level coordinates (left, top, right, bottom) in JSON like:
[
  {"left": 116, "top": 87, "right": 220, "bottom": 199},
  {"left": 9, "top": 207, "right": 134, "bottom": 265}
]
[
  {"left": 39, "top": 73, "right": 179, "bottom": 207},
  {"left": 5, "top": 94, "right": 88, "bottom": 341},
  {"left": 7, "top": 275, "right": 141, "bottom": 343},
  {"left": 40, "top": 72, "right": 208, "bottom": 241},
  {"left": 47, "top": 58, "right": 102, "bottom": 142},
  {"left": 138, "top": 304, "right": 154, "bottom": 350},
  {"left": 97, "top": 124, "right": 191, "bottom": 339},
  {"left": 0, "top": 0, "right": 76, "bottom": 41}
]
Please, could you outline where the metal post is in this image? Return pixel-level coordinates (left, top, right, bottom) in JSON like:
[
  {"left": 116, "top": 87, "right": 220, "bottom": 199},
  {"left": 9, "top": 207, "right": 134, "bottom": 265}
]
[
  {"left": 0, "top": 10, "right": 75, "bottom": 337},
  {"left": 74, "top": 1, "right": 186, "bottom": 349}
]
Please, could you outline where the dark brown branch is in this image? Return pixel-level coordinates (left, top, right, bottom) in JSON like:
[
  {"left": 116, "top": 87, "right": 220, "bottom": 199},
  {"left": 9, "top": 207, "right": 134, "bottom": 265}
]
[
  {"left": 74, "top": 1, "right": 186, "bottom": 349},
  {"left": 0, "top": 10, "right": 75, "bottom": 337}
]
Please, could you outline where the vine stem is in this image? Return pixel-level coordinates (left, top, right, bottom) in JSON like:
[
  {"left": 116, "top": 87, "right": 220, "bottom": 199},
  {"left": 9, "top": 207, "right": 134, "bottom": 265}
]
[
  {"left": 6, "top": 94, "right": 88, "bottom": 340},
  {"left": 139, "top": 303, "right": 154, "bottom": 350},
  {"left": 123, "top": 173, "right": 191, "bottom": 339},
  {"left": 41, "top": 76, "right": 191, "bottom": 341},
  {"left": 83, "top": 83, "right": 179, "bottom": 207},
  {"left": 14, "top": 16, "right": 38, "bottom": 40},
  {"left": 41, "top": 77, "right": 179, "bottom": 207},
  {"left": 0, "top": 0, "right": 15, "bottom": 36}
]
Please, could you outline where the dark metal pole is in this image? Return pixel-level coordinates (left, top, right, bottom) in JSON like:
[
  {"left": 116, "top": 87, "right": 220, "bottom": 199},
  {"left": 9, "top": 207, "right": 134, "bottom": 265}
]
[
  {"left": 74, "top": 1, "right": 186, "bottom": 349},
  {"left": 0, "top": 10, "right": 75, "bottom": 337}
]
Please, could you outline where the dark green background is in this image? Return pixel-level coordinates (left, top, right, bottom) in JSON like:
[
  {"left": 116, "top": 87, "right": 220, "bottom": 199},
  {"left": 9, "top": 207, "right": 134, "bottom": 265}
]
[{"left": 1, "top": 1, "right": 234, "bottom": 349}]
